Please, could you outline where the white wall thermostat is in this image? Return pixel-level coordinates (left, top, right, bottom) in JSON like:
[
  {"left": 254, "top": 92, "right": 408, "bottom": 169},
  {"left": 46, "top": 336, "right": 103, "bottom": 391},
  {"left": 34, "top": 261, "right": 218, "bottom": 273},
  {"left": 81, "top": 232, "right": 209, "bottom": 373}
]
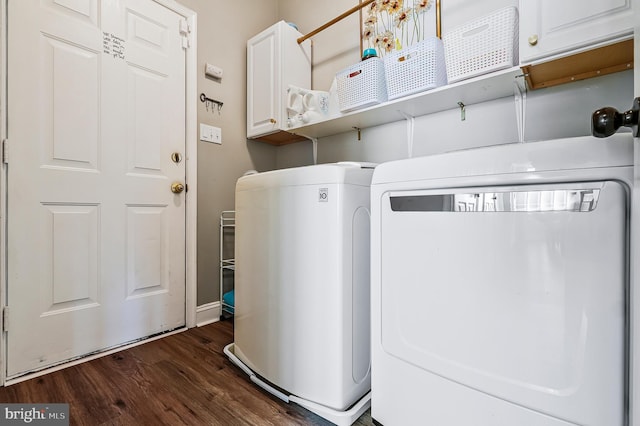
[{"left": 205, "top": 63, "right": 223, "bottom": 79}]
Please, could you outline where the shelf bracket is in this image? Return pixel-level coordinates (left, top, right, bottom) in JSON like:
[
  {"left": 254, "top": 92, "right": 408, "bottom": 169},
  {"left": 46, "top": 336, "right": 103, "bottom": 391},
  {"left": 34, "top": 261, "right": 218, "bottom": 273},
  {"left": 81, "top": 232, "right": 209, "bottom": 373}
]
[
  {"left": 457, "top": 102, "right": 466, "bottom": 121},
  {"left": 398, "top": 111, "right": 415, "bottom": 158},
  {"left": 295, "top": 133, "right": 319, "bottom": 164},
  {"left": 513, "top": 80, "right": 527, "bottom": 143},
  {"left": 311, "top": 137, "right": 318, "bottom": 164},
  {"left": 352, "top": 127, "right": 362, "bottom": 141}
]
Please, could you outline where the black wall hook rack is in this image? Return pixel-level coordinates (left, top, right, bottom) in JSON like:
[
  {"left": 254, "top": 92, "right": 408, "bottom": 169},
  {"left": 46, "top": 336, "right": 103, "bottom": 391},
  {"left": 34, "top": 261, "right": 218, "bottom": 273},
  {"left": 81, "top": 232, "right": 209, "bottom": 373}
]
[{"left": 200, "top": 93, "right": 223, "bottom": 113}]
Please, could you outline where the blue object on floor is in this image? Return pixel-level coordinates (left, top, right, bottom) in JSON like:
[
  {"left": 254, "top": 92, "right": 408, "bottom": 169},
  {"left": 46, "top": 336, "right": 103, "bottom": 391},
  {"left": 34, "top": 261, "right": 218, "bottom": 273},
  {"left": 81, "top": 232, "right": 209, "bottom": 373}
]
[{"left": 223, "top": 290, "right": 235, "bottom": 313}]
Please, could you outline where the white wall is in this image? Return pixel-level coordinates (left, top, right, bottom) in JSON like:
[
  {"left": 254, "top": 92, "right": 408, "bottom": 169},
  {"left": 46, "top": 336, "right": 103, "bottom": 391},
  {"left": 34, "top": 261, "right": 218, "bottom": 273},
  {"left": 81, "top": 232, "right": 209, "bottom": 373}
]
[
  {"left": 187, "top": 0, "right": 632, "bottom": 305},
  {"left": 275, "top": 0, "right": 633, "bottom": 169},
  {"left": 178, "top": 0, "right": 279, "bottom": 305},
  {"left": 277, "top": 0, "right": 362, "bottom": 92}
]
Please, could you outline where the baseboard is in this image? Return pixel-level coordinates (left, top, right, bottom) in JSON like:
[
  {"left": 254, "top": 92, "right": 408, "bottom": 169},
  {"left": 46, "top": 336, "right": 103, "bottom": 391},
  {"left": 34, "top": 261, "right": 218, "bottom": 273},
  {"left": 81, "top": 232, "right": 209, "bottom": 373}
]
[{"left": 196, "top": 301, "right": 221, "bottom": 327}]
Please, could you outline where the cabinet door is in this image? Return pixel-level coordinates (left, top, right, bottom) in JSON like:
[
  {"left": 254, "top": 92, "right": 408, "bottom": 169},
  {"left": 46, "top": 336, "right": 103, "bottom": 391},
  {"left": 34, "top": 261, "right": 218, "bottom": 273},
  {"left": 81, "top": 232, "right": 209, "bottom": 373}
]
[
  {"left": 520, "top": 0, "right": 634, "bottom": 63},
  {"left": 247, "top": 24, "right": 281, "bottom": 138}
]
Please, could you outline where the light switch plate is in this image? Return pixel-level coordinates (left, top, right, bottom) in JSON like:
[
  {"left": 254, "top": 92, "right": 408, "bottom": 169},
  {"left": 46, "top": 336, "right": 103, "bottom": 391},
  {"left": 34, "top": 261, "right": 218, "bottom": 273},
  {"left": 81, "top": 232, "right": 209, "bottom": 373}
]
[
  {"left": 211, "top": 126, "right": 222, "bottom": 144},
  {"left": 200, "top": 123, "right": 222, "bottom": 144}
]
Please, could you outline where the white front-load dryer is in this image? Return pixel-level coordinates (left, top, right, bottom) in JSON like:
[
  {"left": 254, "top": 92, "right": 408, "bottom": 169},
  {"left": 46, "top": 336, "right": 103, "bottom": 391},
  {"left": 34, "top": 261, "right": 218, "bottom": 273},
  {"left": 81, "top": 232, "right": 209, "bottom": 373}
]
[{"left": 370, "top": 134, "right": 633, "bottom": 426}]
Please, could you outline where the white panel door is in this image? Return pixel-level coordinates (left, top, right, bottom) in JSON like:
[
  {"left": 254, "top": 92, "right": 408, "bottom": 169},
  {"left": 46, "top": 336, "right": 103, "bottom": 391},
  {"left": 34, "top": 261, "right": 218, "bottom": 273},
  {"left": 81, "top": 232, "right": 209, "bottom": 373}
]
[
  {"left": 246, "top": 24, "right": 279, "bottom": 138},
  {"left": 6, "top": 0, "right": 186, "bottom": 377}
]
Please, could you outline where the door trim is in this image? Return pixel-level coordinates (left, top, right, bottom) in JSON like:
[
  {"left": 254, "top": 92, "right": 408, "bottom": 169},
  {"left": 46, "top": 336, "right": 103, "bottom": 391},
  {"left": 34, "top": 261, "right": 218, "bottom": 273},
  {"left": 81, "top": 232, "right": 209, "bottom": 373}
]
[
  {"left": 0, "top": 0, "right": 7, "bottom": 389},
  {"left": 631, "top": 3, "right": 639, "bottom": 424},
  {"left": 0, "top": 0, "right": 198, "bottom": 385},
  {"left": 156, "top": 0, "right": 199, "bottom": 331}
]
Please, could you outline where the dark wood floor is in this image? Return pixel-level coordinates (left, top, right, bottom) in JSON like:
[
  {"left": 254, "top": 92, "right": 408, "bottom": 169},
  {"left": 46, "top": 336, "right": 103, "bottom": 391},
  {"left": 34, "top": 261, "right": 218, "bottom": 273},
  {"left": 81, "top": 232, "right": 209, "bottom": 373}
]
[{"left": 0, "top": 320, "right": 372, "bottom": 425}]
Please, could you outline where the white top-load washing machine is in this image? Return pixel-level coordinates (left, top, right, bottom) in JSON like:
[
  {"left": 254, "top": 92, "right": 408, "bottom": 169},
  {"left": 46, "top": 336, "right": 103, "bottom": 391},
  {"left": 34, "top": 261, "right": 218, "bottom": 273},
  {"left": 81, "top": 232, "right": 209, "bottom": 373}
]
[
  {"left": 226, "top": 162, "right": 374, "bottom": 426},
  {"left": 370, "top": 134, "right": 633, "bottom": 426}
]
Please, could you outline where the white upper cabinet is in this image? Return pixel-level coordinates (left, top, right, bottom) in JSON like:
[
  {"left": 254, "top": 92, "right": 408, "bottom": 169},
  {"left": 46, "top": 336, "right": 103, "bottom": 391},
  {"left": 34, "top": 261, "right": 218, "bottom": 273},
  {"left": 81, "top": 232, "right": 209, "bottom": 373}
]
[
  {"left": 247, "top": 21, "right": 311, "bottom": 144},
  {"left": 520, "top": 0, "right": 634, "bottom": 63}
]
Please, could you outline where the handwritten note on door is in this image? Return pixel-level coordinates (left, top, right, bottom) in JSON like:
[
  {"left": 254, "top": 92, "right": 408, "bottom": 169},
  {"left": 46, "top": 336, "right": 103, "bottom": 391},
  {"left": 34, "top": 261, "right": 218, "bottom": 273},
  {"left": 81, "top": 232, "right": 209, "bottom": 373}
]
[{"left": 103, "top": 33, "right": 126, "bottom": 60}]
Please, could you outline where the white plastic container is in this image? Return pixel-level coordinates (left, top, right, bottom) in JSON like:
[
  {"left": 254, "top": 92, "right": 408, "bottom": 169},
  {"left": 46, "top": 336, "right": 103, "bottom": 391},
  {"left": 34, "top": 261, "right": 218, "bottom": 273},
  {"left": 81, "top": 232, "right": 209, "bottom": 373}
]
[
  {"left": 232, "top": 162, "right": 374, "bottom": 422},
  {"left": 336, "top": 58, "right": 387, "bottom": 112},
  {"left": 384, "top": 37, "right": 447, "bottom": 100},
  {"left": 443, "top": 6, "right": 519, "bottom": 83}
]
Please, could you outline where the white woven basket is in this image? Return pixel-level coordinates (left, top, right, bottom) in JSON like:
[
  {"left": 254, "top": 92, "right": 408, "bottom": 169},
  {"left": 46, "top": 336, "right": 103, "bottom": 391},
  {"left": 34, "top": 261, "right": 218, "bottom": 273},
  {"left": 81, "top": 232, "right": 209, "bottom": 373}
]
[
  {"left": 443, "top": 6, "right": 519, "bottom": 83},
  {"left": 384, "top": 37, "right": 447, "bottom": 101},
  {"left": 336, "top": 57, "right": 387, "bottom": 113}
]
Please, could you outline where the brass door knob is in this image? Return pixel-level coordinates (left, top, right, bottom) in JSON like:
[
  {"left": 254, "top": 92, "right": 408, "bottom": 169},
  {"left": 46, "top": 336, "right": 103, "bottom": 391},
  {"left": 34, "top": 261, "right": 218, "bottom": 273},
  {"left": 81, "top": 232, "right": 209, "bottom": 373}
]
[
  {"left": 269, "top": 118, "right": 276, "bottom": 124},
  {"left": 171, "top": 182, "right": 185, "bottom": 194},
  {"left": 528, "top": 34, "right": 538, "bottom": 46}
]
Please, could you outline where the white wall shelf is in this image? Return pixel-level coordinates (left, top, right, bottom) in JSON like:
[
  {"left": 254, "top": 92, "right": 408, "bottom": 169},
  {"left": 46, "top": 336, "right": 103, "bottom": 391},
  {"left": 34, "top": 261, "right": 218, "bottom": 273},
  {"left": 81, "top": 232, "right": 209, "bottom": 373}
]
[{"left": 288, "top": 66, "right": 526, "bottom": 139}]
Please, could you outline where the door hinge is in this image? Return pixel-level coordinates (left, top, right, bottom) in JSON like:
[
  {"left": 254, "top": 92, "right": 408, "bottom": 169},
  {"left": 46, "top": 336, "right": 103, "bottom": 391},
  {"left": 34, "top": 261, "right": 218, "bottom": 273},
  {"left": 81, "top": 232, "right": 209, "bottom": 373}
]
[
  {"left": 3, "top": 307, "right": 9, "bottom": 332},
  {"left": 179, "top": 19, "right": 191, "bottom": 49},
  {"left": 179, "top": 18, "right": 191, "bottom": 35},
  {"left": 181, "top": 36, "right": 190, "bottom": 49},
  {"left": 2, "top": 139, "right": 8, "bottom": 164}
]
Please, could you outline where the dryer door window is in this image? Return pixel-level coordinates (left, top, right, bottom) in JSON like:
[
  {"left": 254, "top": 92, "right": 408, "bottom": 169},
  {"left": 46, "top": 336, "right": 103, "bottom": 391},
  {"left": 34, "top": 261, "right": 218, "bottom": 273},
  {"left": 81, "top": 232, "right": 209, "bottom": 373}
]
[{"left": 380, "top": 180, "right": 627, "bottom": 426}]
